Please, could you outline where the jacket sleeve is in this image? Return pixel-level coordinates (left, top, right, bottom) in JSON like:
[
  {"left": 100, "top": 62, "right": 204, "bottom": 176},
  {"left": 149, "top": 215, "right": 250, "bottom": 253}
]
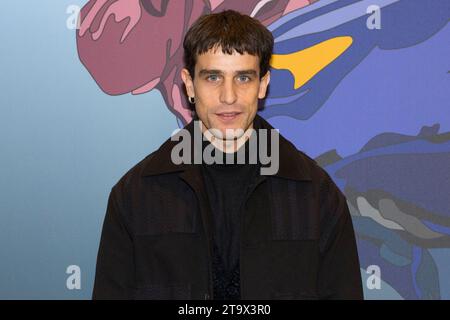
[
  {"left": 92, "top": 187, "right": 135, "bottom": 299},
  {"left": 317, "top": 175, "right": 364, "bottom": 300}
]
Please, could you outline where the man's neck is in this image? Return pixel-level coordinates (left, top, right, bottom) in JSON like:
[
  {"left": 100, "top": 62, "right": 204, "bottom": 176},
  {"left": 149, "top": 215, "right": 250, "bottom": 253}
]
[{"left": 198, "top": 120, "right": 255, "bottom": 154}]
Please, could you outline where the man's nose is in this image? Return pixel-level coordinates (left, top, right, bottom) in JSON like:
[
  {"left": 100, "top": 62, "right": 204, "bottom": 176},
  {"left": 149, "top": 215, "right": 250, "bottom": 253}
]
[{"left": 219, "top": 78, "right": 237, "bottom": 105}]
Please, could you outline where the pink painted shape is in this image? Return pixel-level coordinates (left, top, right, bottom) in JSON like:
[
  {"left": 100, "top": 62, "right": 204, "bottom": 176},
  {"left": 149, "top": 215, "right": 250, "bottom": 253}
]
[
  {"left": 79, "top": 0, "right": 109, "bottom": 37},
  {"left": 132, "top": 77, "right": 161, "bottom": 95},
  {"left": 283, "top": 0, "right": 310, "bottom": 16},
  {"left": 172, "top": 84, "right": 192, "bottom": 124},
  {"left": 91, "top": 0, "right": 142, "bottom": 43},
  {"left": 208, "top": 0, "right": 226, "bottom": 11},
  {"left": 77, "top": 0, "right": 188, "bottom": 95}
]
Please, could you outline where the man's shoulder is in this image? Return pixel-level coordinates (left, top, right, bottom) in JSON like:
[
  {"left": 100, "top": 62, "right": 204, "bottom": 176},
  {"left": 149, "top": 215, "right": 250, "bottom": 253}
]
[
  {"left": 110, "top": 146, "right": 162, "bottom": 195},
  {"left": 282, "top": 139, "right": 345, "bottom": 206},
  {"left": 297, "top": 149, "right": 333, "bottom": 184},
  {"left": 288, "top": 145, "right": 350, "bottom": 246},
  {"left": 278, "top": 133, "right": 333, "bottom": 185}
]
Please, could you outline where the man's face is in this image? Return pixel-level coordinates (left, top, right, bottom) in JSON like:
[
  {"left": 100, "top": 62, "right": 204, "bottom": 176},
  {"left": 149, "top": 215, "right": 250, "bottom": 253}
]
[{"left": 181, "top": 46, "right": 270, "bottom": 139}]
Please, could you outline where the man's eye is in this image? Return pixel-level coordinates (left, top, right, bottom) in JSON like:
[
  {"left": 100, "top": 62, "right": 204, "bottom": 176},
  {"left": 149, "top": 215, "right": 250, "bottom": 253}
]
[
  {"left": 238, "top": 75, "right": 251, "bottom": 82},
  {"left": 207, "top": 75, "right": 220, "bottom": 82}
]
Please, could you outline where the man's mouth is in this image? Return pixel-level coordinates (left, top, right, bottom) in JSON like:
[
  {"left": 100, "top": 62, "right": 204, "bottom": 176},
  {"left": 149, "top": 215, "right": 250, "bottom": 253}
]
[{"left": 216, "top": 112, "right": 242, "bottom": 121}]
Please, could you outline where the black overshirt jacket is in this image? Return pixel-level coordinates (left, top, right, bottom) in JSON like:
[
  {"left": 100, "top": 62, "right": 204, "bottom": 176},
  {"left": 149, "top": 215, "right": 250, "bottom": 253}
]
[{"left": 92, "top": 114, "right": 364, "bottom": 300}]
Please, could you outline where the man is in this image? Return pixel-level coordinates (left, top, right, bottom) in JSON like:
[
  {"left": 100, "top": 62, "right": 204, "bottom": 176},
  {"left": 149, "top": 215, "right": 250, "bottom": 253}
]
[{"left": 92, "top": 10, "right": 363, "bottom": 300}]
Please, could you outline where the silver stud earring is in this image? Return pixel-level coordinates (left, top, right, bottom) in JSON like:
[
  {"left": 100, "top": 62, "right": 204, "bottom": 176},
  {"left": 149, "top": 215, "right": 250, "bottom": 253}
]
[{"left": 188, "top": 96, "right": 195, "bottom": 104}]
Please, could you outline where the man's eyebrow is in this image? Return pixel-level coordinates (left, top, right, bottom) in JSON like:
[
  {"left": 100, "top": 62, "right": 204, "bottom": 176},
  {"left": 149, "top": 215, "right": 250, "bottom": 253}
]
[
  {"left": 198, "top": 69, "right": 222, "bottom": 76},
  {"left": 198, "top": 69, "right": 258, "bottom": 77},
  {"left": 235, "top": 69, "right": 258, "bottom": 76}
]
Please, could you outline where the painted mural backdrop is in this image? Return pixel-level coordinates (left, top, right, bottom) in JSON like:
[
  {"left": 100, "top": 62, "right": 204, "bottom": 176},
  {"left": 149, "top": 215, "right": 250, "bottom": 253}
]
[{"left": 76, "top": 0, "right": 450, "bottom": 299}]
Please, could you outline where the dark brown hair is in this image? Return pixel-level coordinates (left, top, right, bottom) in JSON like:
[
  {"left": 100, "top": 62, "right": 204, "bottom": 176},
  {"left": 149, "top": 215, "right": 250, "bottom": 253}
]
[{"left": 183, "top": 9, "right": 274, "bottom": 81}]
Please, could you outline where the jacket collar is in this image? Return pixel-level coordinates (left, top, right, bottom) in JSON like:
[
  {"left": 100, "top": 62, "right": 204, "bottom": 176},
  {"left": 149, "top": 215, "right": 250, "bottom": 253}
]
[{"left": 141, "top": 114, "right": 312, "bottom": 181}]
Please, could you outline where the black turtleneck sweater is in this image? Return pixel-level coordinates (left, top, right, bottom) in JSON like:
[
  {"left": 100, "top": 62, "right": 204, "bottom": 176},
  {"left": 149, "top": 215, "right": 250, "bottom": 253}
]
[{"left": 200, "top": 132, "right": 260, "bottom": 300}]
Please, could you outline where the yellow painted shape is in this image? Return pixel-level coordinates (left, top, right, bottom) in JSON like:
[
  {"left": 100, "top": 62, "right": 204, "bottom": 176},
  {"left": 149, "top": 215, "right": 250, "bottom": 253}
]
[{"left": 270, "top": 36, "right": 353, "bottom": 89}]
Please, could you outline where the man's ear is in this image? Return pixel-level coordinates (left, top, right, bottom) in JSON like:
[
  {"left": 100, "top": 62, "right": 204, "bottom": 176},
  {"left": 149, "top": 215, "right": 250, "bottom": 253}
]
[
  {"left": 258, "top": 70, "right": 270, "bottom": 99},
  {"left": 181, "top": 68, "right": 195, "bottom": 98}
]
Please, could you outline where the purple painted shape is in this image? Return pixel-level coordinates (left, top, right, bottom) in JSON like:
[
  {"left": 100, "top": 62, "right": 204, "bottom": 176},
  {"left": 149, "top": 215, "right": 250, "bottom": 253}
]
[{"left": 269, "top": 24, "right": 450, "bottom": 159}]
